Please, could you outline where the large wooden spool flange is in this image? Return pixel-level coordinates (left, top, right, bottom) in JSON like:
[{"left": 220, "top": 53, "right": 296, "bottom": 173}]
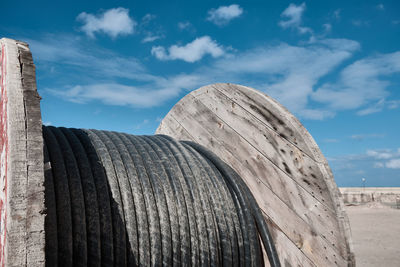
[
  {"left": 0, "top": 38, "right": 45, "bottom": 266},
  {"left": 157, "top": 83, "right": 355, "bottom": 267}
]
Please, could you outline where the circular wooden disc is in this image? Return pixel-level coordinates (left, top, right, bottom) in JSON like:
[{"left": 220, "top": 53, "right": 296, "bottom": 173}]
[
  {"left": 0, "top": 38, "right": 45, "bottom": 266},
  {"left": 157, "top": 83, "right": 355, "bottom": 267}
]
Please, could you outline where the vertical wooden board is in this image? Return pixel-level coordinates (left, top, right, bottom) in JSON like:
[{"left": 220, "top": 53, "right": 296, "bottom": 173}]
[
  {"left": 3, "top": 38, "right": 28, "bottom": 267},
  {"left": 17, "top": 41, "right": 46, "bottom": 267},
  {"left": 157, "top": 83, "right": 355, "bottom": 266},
  {"left": 0, "top": 38, "right": 45, "bottom": 267},
  {"left": 0, "top": 41, "right": 9, "bottom": 267}
]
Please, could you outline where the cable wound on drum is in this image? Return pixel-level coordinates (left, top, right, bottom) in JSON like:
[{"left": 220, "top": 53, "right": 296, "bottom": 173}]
[{"left": 42, "top": 126, "right": 280, "bottom": 267}]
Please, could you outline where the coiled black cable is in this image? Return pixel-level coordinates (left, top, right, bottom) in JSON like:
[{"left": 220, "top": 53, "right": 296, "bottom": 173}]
[{"left": 42, "top": 126, "right": 280, "bottom": 267}]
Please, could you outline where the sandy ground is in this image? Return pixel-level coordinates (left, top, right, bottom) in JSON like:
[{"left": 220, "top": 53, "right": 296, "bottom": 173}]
[{"left": 345, "top": 204, "right": 400, "bottom": 267}]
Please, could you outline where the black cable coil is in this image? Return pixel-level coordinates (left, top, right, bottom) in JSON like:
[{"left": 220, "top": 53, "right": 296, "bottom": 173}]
[{"left": 42, "top": 126, "right": 280, "bottom": 267}]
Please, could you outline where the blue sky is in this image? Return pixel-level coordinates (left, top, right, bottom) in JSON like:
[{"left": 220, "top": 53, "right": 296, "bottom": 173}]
[{"left": 1, "top": 0, "right": 399, "bottom": 187}]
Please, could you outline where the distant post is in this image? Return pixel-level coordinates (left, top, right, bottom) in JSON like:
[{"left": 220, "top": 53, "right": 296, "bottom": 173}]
[{"left": 362, "top": 178, "right": 366, "bottom": 191}]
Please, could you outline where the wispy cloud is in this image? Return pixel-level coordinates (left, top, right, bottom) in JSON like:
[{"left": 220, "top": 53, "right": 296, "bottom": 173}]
[
  {"left": 365, "top": 148, "right": 400, "bottom": 169},
  {"left": 387, "top": 100, "right": 400, "bottom": 109},
  {"left": 330, "top": 148, "right": 400, "bottom": 168},
  {"left": 376, "top": 4, "right": 385, "bottom": 11},
  {"left": 206, "top": 4, "right": 243, "bottom": 26},
  {"left": 77, "top": 7, "right": 136, "bottom": 38},
  {"left": 350, "top": 133, "right": 385, "bottom": 140},
  {"left": 142, "top": 34, "right": 162, "bottom": 43},
  {"left": 279, "top": 3, "right": 312, "bottom": 34},
  {"left": 141, "top": 14, "right": 156, "bottom": 25},
  {"left": 151, "top": 36, "right": 225, "bottom": 62},
  {"left": 178, "top": 21, "right": 194, "bottom": 31},
  {"left": 386, "top": 159, "right": 400, "bottom": 169},
  {"left": 322, "top": 23, "right": 332, "bottom": 33},
  {"left": 312, "top": 51, "right": 400, "bottom": 113},
  {"left": 357, "top": 99, "right": 385, "bottom": 115},
  {"left": 207, "top": 38, "right": 359, "bottom": 119},
  {"left": 352, "top": 20, "right": 369, "bottom": 27},
  {"left": 135, "top": 119, "right": 149, "bottom": 130},
  {"left": 29, "top": 29, "right": 399, "bottom": 121},
  {"left": 49, "top": 74, "right": 201, "bottom": 108},
  {"left": 323, "top": 138, "right": 339, "bottom": 143},
  {"left": 367, "top": 149, "right": 393, "bottom": 159},
  {"left": 333, "top": 9, "right": 341, "bottom": 20},
  {"left": 138, "top": 14, "right": 164, "bottom": 43}
]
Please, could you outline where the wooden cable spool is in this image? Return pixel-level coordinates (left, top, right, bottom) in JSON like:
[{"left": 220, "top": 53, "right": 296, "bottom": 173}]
[
  {"left": 157, "top": 84, "right": 355, "bottom": 267},
  {"left": 0, "top": 38, "right": 354, "bottom": 266}
]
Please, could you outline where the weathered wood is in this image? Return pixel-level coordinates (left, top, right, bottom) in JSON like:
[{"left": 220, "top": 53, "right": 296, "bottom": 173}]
[
  {"left": 0, "top": 38, "right": 45, "bottom": 267},
  {"left": 162, "top": 105, "right": 347, "bottom": 266},
  {"left": 157, "top": 83, "right": 355, "bottom": 267},
  {"left": 194, "top": 88, "right": 334, "bottom": 209},
  {"left": 212, "top": 84, "right": 354, "bottom": 265}
]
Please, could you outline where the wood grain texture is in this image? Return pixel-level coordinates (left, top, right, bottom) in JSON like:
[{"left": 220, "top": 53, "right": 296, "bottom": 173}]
[
  {"left": 0, "top": 38, "right": 45, "bottom": 267},
  {"left": 157, "top": 83, "right": 355, "bottom": 267}
]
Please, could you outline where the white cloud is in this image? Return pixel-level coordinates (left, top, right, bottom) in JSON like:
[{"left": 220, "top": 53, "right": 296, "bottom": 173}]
[
  {"left": 178, "top": 21, "right": 193, "bottom": 31},
  {"left": 373, "top": 162, "right": 384, "bottom": 168},
  {"left": 142, "top": 34, "right": 162, "bottom": 43},
  {"left": 151, "top": 36, "right": 225, "bottom": 63},
  {"left": 312, "top": 51, "right": 400, "bottom": 112},
  {"left": 26, "top": 35, "right": 150, "bottom": 81},
  {"left": 137, "top": 13, "right": 164, "bottom": 44},
  {"left": 365, "top": 148, "right": 400, "bottom": 169},
  {"left": 351, "top": 133, "right": 385, "bottom": 140},
  {"left": 323, "top": 138, "right": 339, "bottom": 143},
  {"left": 50, "top": 83, "right": 171, "bottom": 107},
  {"left": 77, "top": 7, "right": 136, "bottom": 38},
  {"left": 29, "top": 32, "right": 398, "bottom": 121},
  {"left": 386, "top": 159, "right": 400, "bottom": 169},
  {"left": 367, "top": 149, "right": 393, "bottom": 159},
  {"left": 387, "top": 100, "right": 400, "bottom": 109},
  {"left": 135, "top": 119, "right": 150, "bottom": 130},
  {"left": 209, "top": 38, "right": 359, "bottom": 119},
  {"left": 279, "top": 3, "right": 312, "bottom": 34},
  {"left": 279, "top": 3, "right": 305, "bottom": 28},
  {"left": 376, "top": 4, "right": 385, "bottom": 10},
  {"left": 323, "top": 23, "right": 332, "bottom": 33},
  {"left": 141, "top": 14, "right": 156, "bottom": 25},
  {"left": 352, "top": 20, "right": 369, "bottom": 27},
  {"left": 333, "top": 9, "right": 341, "bottom": 20},
  {"left": 207, "top": 4, "right": 243, "bottom": 26},
  {"left": 357, "top": 99, "right": 385, "bottom": 115}
]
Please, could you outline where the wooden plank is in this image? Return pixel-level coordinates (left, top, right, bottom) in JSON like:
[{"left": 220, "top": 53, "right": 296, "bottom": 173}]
[
  {"left": 209, "top": 83, "right": 317, "bottom": 160},
  {"left": 4, "top": 38, "right": 29, "bottom": 267},
  {"left": 17, "top": 41, "right": 46, "bottom": 267},
  {"left": 0, "top": 38, "right": 45, "bottom": 267},
  {"left": 264, "top": 215, "right": 316, "bottom": 267},
  {"left": 194, "top": 87, "right": 334, "bottom": 210},
  {"left": 159, "top": 104, "right": 348, "bottom": 266}
]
